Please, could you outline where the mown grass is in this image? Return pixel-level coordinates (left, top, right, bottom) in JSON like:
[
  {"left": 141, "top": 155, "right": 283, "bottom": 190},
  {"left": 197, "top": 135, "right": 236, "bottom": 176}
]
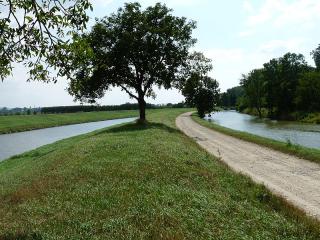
[
  {"left": 0, "top": 108, "right": 319, "bottom": 239},
  {"left": 0, "top": 110, "right": 138, "bottom": 134},
  {"left": 192, "top": 113, "right": 320, "bottom": 164}
]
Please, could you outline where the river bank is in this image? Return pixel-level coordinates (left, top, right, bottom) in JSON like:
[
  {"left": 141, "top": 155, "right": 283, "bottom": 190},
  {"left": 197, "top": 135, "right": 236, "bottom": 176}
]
[
  {"left": 1, "top": 108, "right": 319, "bottom": 239},
  {"left": 193, "top": 112, "right": 320, "bottom": 163},
  {"left": 0, "top": 110, "right": 138, "bottom": 134},
  {"left": 179, "top": 112, "right": 320, "bottom": 221},
  {"left": 241, "top": 108, "right": 320, "bottom": 124},
  {"left": 0, "top": 117, "right": 136, "bottom": 161}
]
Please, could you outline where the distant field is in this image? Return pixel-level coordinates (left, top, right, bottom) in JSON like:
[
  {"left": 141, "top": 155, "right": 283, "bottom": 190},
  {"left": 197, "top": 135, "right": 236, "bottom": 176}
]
[
  {"left": 0, "top": 108, "right": 319, "bottom": 239},
  {"left": 0, "top": 110, "right": 138, "bottom": 134}
]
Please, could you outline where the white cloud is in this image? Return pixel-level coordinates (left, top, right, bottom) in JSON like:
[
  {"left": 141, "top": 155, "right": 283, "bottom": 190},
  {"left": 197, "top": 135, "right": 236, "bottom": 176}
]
[
  {"left": 204, "top": 48, "right": 245, "bottom": 63},
  {"left": 199, "top": 37, "right": 313, "bottom": 91},
  {"left": 258, "top": 38, "right": 306, "bottom": 54},
  {"left": 244, "top": 0, "right": 320, "bottom": 28},
  {"left": 238, "top": 30, "right": 253, "bottom": 37},
  {"left": 139, "top": 0, "right": 209, "bottom": 7},
  {"left": 91, "top": 0, "right": 113, "bottom": 7},
  {"left": 243, "top": 1, "right": 254, "bottom": 13}
]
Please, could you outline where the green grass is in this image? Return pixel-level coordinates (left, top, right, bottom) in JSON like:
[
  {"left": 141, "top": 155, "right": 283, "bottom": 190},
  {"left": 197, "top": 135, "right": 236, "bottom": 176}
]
[
  {"left": 301, "top": 112, "right": 320, "bottom": 124},
  {"left": 0, "top": 108, "right": 319, "bottom": 239},
  {"left": 192, "top": 113, "right": 320, "bottom": 164},
  {"left": 0, "top": 110, "right": 138, "bottom": 134}
]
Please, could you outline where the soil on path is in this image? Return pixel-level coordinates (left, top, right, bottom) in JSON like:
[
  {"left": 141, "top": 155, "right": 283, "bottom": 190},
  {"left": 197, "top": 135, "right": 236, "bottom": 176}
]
[{"left": 176, "top": 112, "right": 320, "bottom": 220}]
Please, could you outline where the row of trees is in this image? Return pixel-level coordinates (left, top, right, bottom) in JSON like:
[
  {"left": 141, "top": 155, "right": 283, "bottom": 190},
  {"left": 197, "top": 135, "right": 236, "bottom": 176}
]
[
  {"left": 220, "top": 86, "right": 244, "bottom": 109},
  {"left": 240, "top": 46, "right": 320, "bottom": 119},
  {"left": 41, "top": 102, "right": 187, "bottom": 114}
]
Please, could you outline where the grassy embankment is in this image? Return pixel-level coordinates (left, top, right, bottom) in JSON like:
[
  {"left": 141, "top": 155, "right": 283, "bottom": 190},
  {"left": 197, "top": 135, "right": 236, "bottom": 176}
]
[
  {"left": 0, "top": 110, "right": 138, "bottom": 134},
  {"left": 0, "top": 108, "right": 319, "bottom": 239},
  {"left": 192, "top": 113, "right": 320, "bottom": 164}
]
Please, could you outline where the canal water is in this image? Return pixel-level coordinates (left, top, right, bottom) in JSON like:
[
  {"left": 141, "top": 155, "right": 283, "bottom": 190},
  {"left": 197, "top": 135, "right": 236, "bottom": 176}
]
[
  {"left": 205, "top": 111, "right": 320, "bottom": 149},
  {"left": 0, "top": 117, "right": 136, "bottom": 161}
]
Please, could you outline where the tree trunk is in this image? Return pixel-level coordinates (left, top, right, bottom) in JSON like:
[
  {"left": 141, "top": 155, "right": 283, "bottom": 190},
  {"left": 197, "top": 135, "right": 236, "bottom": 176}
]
[
  {"left": 257, "top": 107, "right": 262, "bottom": 118},
  {"left": 138, "top": 97, "right": 146, "bottom": 122}
]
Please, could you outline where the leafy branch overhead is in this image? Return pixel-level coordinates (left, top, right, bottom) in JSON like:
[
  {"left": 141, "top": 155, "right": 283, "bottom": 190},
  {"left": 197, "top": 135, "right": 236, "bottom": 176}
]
[{"left": 0, "top": 0, "right": 92, "bottom": 82}]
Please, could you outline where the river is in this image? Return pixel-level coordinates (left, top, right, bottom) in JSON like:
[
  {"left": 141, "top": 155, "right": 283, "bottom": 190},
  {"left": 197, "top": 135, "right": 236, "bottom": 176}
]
[
  {"left": 205, "top": 111, "right": 320, "bottom": 149},
  {"left": 0, "top": 117, "right": 136, "bottom": 161}
]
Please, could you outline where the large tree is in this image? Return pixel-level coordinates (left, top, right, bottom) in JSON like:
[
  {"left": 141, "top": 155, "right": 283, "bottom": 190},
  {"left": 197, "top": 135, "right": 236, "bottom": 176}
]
[
  {"left": 263, "top": 53, "right": 310, "bottom": 117},
  {"left": 0, "top": 0, "right": 91, "bottom": 82},
  {"left": 295, "top": 71, "right": 320, "bottom": 112},
  {"left": 66, "top": 2, "right": 196, "bottom": 121}
]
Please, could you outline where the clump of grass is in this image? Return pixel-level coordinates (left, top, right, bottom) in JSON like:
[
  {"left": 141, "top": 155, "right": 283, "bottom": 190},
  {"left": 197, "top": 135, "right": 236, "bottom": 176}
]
[
  {"left": 0, "top": 108, "right": 319, "bottom": 239},
  {"left": 286, "top": 138, "right": 292, "bottom": 147}
]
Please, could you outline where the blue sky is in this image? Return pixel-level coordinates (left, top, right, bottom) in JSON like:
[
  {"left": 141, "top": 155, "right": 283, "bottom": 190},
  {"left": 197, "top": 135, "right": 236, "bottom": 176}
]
[{"left": 1, "top": 0, "right": 320, "bottom": 107}]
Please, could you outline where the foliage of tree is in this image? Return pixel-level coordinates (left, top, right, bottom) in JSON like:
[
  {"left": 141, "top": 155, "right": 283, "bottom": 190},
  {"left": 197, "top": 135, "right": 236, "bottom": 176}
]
[
  {"left": 230, "top": 47, "right": 320, "bottom": 120},
  {"left": 263, "top": 53, "right": 310, "bottom": 117},
  {"left": 295, "top": 71, "right": 320, "bottom": 112},
  {"left": 0, "top": 0, "right": 92, "bottom": 82},
  {"left": 240, "top": 69, "right": 265, "bottom": 117},
  {"left": 311, "top": 44, "right": 320, "bottom": 70},
  {"left": 219, "top": 86, "right": 244, "bottom": 108},
  {"left": 178, "top": 52, "right": 220, "bottom": 118},
  {"left": 182, "top": 74, "right": 219, "bottom": 118},
  {"left": 64, "top": 2, "right": 196, "bottom": 121}
]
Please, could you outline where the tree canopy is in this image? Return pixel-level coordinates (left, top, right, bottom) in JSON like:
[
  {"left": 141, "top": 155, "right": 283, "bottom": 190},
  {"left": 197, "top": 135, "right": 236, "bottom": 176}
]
[
  {"left": 311, "top": 44, "right": 320, "bottom": 70},
  {"left": 0, "top": 0, "right": 92, "bottom": 82},
  {"left": 65, "top": 2, "right": 197, "bottom": 121},
  {"left": 180, "top": 52, "right": 219, "bottom": 118},
  {"left": 225, "top": 46, "right": 320, "bottom": 119},
  {"left": 240, "top": 69, "right": 265, "bottom": 118}
]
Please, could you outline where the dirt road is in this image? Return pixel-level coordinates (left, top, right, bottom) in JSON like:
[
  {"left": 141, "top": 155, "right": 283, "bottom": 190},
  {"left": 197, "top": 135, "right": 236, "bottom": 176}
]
[{"left": 176, "top": 112, "right": 320, "bottom": 220}]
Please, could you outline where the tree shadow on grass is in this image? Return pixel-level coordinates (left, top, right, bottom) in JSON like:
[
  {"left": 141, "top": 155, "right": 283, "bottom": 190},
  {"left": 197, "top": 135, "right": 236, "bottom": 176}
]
[
  {"left": 0, "top": 232, "right": 43, "bottom": 240},
  {"left": 93, "top": 122, "right": 180, "bottom": 136}
]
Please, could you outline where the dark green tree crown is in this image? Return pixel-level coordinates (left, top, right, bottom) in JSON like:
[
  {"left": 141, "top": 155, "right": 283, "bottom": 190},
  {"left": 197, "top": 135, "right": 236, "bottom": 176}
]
[{"left": 66, "top": 2, "right": 197, "bottom": 104}]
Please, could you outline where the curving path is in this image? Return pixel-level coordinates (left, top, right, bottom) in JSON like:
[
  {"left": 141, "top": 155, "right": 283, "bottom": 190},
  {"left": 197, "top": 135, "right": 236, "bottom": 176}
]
[{"left": 176, "top": 112, "right": 320, "bottom": 220}]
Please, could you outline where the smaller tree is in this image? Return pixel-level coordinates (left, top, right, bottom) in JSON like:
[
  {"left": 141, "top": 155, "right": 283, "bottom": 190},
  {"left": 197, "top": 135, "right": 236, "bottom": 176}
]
[
  {"left": 311, "top": 44, "right": 320, "bottom": 71},
  {"left": 182, "top": 74, "right": 220, "bottom": 118},
  {"left": 179, "top": 52, "right": 219, "bottom": 118}
]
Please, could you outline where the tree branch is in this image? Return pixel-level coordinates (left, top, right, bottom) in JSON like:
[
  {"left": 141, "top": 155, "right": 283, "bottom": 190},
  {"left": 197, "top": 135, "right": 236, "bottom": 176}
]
[{"left": 119, "top": 84, "right": 138, "bottom": 100}]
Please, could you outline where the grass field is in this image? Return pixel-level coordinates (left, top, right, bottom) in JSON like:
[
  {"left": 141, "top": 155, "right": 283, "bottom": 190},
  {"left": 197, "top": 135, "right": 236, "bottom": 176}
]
[
  {"left": 0, "top": 108, "right": 319, "bottom": 239},
  {"left": 0, "top": 110, "right": 138, "bottom": 134},
  {"left": 192, "top": 113, "right": 320, "bottom": 164}
]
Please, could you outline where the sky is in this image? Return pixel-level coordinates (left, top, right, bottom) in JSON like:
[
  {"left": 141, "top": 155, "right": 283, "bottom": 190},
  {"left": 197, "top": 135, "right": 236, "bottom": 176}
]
[{"left": 1, "top": 0, "right": 320, "bottom": 108}]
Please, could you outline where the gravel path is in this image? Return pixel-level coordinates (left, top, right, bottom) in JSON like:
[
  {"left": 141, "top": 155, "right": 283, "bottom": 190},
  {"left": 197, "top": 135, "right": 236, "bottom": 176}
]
[{"left": 176, "top": 112, "right": 320, "bottom": 220}]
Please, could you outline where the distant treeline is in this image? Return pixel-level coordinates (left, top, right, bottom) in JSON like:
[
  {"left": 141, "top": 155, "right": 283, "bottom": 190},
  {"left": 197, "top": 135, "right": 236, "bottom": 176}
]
[
  {"left": 37, "top": 102, "right": 187, "bottom": 114},
  {"left": 220, "top": 44, "right": 320, "bottom": 120},
  {"left": 220, "top": 86, "right": 244, "bottom": 109}
]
